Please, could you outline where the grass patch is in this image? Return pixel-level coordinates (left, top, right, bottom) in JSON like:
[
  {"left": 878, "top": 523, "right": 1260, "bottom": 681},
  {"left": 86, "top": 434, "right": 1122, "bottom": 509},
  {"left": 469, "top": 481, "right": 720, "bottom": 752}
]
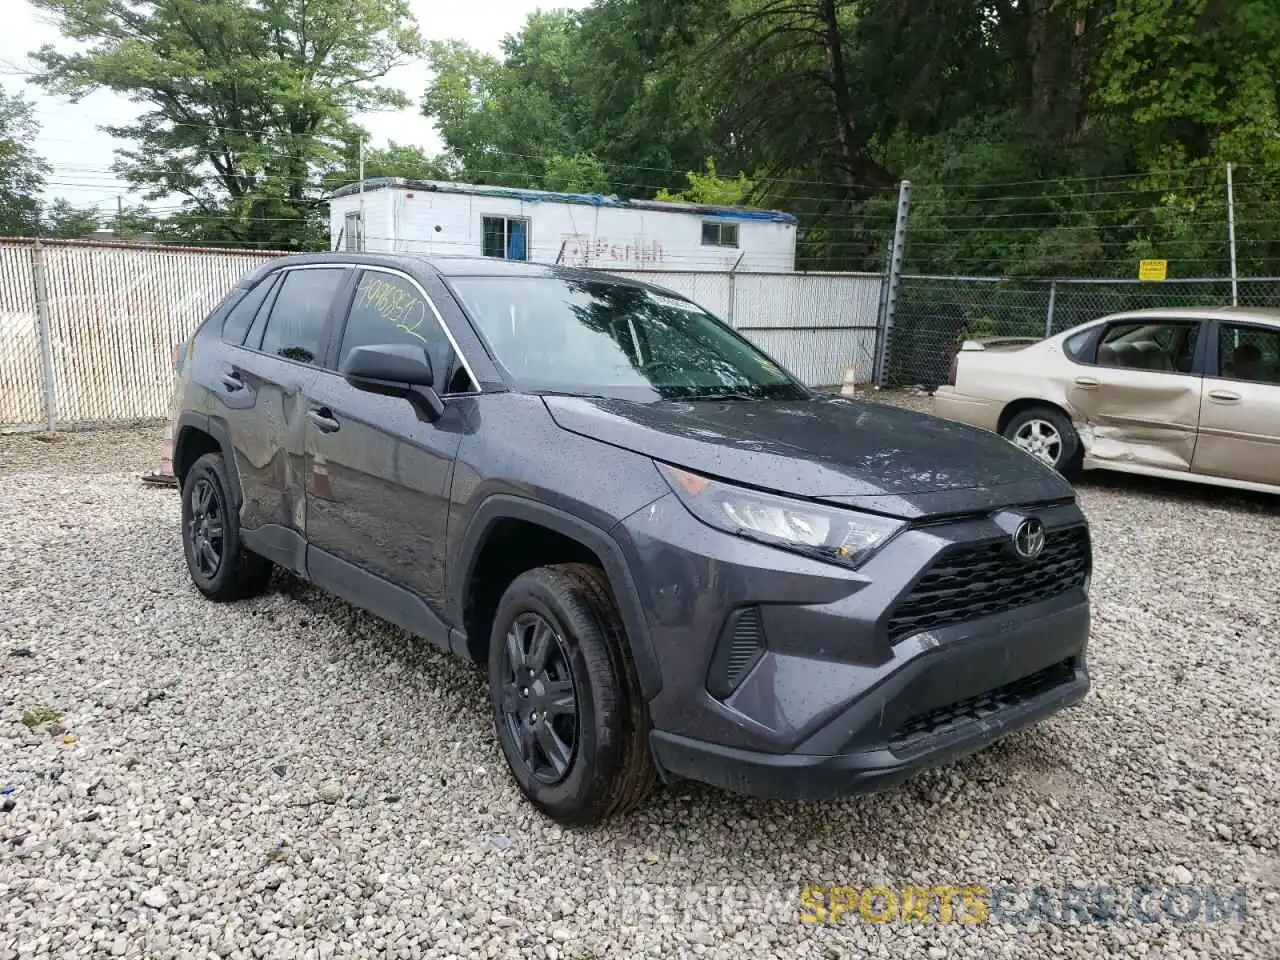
[{"left": 21, "top": 705, "right": 62, "bottom": 729}]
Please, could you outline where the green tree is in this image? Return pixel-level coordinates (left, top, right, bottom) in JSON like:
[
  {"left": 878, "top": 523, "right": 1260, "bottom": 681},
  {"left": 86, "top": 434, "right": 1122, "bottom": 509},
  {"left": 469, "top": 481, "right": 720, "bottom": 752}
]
[
  {"left": 111, "top": 202, "right": 160, "bottom": 239},
  {"left": 543, "top": 153, "right": 609, "bottom": 193},
  {"left": 656, "top": 159, "right": 754, "bottom": 206},
  {"left": 356, "top": 141, "right": 455, "bottom": 182},
  {"left": 42, "top": 199, "right": 101, "bottom": 238},
  {"left": 1094, "top": 0, "right": 1280, "bottom": 274},
  {"left": 0, "top": 87, "right": 48, "bottom": 236},
  {"left": 421, "top": 12, "right": 582, "bottom": 188},
  {"left": 421, "top": 5, "right": 720, "bottom": 197},
  {"left": 30, "top": 0, "right": 422, "bottom": 249}
]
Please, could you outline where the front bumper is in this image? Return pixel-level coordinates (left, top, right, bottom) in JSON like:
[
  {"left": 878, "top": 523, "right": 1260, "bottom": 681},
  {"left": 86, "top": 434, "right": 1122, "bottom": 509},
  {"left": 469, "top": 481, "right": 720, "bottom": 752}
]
[
  {"left": 649, "top": 602, "right": 1090, "bottom": 800},
  {"left": 615, "top": 488, "right": 1092, "bottom": 797}
]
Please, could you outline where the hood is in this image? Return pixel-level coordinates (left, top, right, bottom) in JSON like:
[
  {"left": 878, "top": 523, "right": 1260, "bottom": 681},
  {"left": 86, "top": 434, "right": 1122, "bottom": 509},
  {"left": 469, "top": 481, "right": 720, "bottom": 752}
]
[{"left": 542, "top": 395, "right": 1073, "bottom": 519}]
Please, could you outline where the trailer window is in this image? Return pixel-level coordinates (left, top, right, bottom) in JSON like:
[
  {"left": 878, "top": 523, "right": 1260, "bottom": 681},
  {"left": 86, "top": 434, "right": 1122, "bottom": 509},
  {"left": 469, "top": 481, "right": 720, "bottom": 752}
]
[
  {"left": 701, "top": 221, "right": 739, "bottom": 248},
  {"left": 482, "top": 216, "right": 530, "bottom": 261}
]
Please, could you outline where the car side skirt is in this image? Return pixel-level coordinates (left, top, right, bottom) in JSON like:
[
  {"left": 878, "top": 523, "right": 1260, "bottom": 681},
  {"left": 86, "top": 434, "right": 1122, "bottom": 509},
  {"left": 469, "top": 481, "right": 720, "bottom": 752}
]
[
  {"left": 1081, "top": 458, "right": 1280, "bottom": 496},
  {"left": 306, "top": 547, "right": 453, "bottom": 653}
]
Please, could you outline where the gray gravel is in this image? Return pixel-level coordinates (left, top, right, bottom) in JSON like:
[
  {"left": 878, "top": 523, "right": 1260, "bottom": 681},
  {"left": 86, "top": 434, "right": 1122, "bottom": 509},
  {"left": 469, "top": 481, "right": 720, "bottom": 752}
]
[{"left": 2, "top": 413, "right": 1279, "bottom": 960}]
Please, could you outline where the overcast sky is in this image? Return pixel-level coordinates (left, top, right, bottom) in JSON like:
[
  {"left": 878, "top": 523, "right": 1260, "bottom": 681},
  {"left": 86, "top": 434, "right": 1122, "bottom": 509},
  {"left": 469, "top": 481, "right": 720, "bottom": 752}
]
[{"left": 0, "top": 0, "right": 587, "bottom": 211}]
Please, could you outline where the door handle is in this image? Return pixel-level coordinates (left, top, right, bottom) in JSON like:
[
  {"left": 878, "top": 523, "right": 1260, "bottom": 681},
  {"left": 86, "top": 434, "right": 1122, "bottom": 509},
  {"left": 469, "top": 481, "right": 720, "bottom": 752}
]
[
  {"left": 1073, "top": 376, "right": 1100, "bottom": 389},
  {"left": 220, "top": 371, "right": 244, "bottom": 392},
  {"left": 307, "top": 408, "right": 341, "bottom": 433},
  {"left": 1208, "top": 389, "right": 1241, "bottom": 404}
]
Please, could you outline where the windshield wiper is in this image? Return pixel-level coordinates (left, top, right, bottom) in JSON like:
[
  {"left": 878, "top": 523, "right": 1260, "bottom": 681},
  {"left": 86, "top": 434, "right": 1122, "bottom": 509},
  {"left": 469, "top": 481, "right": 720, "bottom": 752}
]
[{"left": 682, "top": 390, "right": 762, "bottom": 401}]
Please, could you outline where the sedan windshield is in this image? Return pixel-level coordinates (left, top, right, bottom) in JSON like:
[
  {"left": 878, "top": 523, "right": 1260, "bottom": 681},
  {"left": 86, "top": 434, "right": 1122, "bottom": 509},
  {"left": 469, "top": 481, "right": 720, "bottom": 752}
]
[{"left": 447, "top": 276, "right": 809, "bottom": 401}]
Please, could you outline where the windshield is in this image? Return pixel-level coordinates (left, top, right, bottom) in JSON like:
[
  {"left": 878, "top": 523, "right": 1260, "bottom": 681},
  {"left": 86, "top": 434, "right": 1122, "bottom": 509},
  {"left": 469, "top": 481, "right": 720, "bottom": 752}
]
[{"left": 447, "top": 276, "right": 810, "bottom": 401}]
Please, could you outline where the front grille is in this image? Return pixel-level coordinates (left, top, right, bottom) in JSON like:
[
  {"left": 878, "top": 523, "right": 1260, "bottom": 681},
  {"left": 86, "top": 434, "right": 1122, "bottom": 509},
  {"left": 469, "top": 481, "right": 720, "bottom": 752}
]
[
  {"left": 886, "top": 524, "right": 1090, "bottom": 644},
  {"left": 891, "top": 657, "right": 1077, "bottom": 752}
]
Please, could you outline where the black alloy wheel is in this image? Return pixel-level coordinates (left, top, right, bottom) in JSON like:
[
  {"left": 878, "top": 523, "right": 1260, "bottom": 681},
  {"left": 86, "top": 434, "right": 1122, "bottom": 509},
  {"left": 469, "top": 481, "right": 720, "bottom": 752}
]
[
  {"left": 187, "top": 475, "right": 225, "bottom": 580},
  {"left": 497, "top": 612, "right": 579, "bottom": 784}
]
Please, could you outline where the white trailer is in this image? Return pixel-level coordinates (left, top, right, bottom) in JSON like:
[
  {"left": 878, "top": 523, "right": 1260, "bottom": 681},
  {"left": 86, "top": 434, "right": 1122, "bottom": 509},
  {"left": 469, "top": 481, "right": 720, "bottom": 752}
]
[{"left": 328, "top": 178, "right": 798, "bottom": 273}]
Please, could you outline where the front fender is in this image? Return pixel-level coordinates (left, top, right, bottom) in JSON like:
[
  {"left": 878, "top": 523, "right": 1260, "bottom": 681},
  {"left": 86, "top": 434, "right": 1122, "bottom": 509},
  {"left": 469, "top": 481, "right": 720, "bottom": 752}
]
[{"left": 449, "top": 494, "right": 663, "bottom": 700}]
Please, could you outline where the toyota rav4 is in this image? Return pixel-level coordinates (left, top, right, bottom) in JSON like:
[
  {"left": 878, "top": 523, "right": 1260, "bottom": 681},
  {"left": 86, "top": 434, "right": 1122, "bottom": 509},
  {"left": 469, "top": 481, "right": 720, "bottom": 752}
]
[{"left": 170, "top": 253, "right": 1092, "bottom": 824}]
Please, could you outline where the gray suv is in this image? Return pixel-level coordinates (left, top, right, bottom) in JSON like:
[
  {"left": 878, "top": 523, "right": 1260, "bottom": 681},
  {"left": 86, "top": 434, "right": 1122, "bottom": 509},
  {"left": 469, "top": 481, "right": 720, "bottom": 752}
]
[{"left": 171, "top": 253, "right": 1092, "bottom": 824}]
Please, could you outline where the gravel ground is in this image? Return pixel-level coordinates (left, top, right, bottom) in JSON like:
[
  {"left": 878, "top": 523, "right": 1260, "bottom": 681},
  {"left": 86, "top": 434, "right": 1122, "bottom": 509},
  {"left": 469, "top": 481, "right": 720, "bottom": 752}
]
[{"left": 2, "top": 403, "right": 1278, "bottom": 960}]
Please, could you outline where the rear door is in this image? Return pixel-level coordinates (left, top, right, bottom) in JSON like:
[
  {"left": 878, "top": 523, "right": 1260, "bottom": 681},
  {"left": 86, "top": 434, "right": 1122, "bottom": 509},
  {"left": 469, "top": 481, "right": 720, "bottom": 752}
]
[
  {"left": 226, "top": 265, "right": 350, "bottom": 563},
  {"left": 1065, "top": 317, "right": 1206, "bottom": 471},
  {"left": 1192, "top": 320, "right": 1280, "bottom": 486},
  {"left": 302, "top": 266, "right": 479, "bottom": 618}
]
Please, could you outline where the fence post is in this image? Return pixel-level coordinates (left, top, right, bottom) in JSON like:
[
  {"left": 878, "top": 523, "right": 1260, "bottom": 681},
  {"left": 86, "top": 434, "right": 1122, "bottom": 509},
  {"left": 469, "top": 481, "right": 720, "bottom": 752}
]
[
  {"left": 1044, "top": 280, "right": 1057, "bottom": 338},
  {"left": 874, "top": 179, "right": 911, "bottom": 387},
  {"left": 725, "top": 250, "right": 745, "bottom": 328},
  {"left": 30, "top": 239, "right": 58, "bottom": 433}
]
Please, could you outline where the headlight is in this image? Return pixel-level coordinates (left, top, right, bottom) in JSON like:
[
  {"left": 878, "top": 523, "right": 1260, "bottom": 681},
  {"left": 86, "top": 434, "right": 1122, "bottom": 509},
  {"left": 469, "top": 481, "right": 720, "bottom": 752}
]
[{"left": 657, "top": 463, "right": 905, "bottom": 569}]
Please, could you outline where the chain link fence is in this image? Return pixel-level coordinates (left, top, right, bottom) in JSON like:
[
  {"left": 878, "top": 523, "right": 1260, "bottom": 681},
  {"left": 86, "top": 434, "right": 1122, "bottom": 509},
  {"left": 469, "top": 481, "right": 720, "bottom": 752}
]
[
  {"left": 0, "top": 244, "right": 45, "bottom": 430},
  {"left": 0, "top": 239, "right": 283, "bottom": 433},
  {"left": 884, "top": 275, "right": 1280, "bottom": 388}
]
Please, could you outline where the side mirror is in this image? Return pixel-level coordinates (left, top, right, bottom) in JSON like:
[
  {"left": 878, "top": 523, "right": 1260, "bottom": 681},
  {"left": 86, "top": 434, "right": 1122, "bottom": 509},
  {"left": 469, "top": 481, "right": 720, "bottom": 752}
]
[{"left": 341, "top": 344, "right": 445, "bottom": 422}]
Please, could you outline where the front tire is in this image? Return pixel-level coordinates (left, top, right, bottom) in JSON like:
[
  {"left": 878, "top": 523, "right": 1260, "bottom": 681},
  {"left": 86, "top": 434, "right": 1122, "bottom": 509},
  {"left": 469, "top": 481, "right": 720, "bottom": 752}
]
[
  {"left": 181, "top": 452, "right": 273, "bottom": 601},
  {"left": 1003, "top": 405, "right": 1083, "bottom": 476},
  {"left": 487, "top": 564, "right": 656, "bottom": 825}
]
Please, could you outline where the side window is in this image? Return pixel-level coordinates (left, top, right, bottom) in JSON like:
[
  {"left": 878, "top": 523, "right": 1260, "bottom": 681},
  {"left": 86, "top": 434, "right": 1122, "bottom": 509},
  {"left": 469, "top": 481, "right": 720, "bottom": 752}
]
[
  {"left": 1219, "top": 324, "right": 1280, "bottom": 386},
  {"left": 221, "top": 275, "right": 277, "bottom": 345},
  {"left": 258, "top": 268, "right": 346, "bottom": 366},
  {"left": 1096, "top": 321, "right": 1199, "bottom": 374},
  {"left": 339, "top": 271, "right": 474, "bottom": 394}
]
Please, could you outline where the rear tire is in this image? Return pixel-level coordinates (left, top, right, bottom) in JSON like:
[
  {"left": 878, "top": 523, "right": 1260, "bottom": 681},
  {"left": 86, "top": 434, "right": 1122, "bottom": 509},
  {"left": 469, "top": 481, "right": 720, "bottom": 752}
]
[
  {"left": 487, "top": 564, "right": 657, "bottom": 825},
  {"left": 181, "top": 452, "right": 273, "bottom": 601},
  {"left": 1002, "top": 405, "right": 1083, "bottom": 477}
]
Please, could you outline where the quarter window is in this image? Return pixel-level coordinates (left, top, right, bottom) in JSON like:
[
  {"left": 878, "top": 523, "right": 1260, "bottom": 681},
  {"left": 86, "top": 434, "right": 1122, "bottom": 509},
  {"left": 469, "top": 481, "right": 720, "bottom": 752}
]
[
  {"left": 481, "top": 216, "right": 530, "bottom": 261},
  {"left": 339, "top": 271, "right": 474, "bottom": 394},
  {"left": 257, "top": 268, "right": 346, "bottom": 366},
  {"left": 1219, "top": 324, "right": 1280, "bottom": 386},
  {"left": 701, "top": 221, "right": 739, "bottom": 247},
  {"left": 1063, "top": 328, "right": 1095, "bottom": 363}
]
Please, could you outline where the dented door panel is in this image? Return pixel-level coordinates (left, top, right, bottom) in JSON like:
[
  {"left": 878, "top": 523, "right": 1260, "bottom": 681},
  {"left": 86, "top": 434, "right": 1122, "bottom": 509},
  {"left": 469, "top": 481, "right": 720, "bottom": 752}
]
[{"left": 1068, "top": 370, "right": 1203, "bottom": 470}]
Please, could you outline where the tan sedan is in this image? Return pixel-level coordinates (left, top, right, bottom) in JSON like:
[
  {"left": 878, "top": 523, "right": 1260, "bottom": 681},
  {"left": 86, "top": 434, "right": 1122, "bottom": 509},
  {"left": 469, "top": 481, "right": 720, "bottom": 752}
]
[{"left": 932, "top": 307, "right": 1280, "bottom": 495}]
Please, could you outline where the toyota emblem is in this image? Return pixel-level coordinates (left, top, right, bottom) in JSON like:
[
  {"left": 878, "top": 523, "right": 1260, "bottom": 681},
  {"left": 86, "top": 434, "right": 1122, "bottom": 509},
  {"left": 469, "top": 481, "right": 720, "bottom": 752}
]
[{"left": 1013, "top": 518, "right": 1046, "bottom": 561}]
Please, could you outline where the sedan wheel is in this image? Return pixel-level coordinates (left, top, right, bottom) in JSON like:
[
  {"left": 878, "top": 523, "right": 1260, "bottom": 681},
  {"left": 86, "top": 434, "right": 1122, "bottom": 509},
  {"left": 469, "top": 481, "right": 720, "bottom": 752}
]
[{"left": 1012, "top": 418, "right": 1063, "bottom": 467}]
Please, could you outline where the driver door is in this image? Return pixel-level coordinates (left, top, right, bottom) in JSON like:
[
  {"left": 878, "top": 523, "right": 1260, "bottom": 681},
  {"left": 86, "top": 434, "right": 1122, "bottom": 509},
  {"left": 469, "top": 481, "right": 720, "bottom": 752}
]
[
  {"left": 1065, "top": 317, "right": 1206, "bottom": 471},
  {"left": 303, "top": 267, "right": 477, "bottom": 626}
]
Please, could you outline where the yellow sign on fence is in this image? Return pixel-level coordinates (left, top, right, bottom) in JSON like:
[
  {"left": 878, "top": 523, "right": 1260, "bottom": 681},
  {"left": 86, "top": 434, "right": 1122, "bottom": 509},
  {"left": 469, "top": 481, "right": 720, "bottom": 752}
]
[{"left": 1138, "top": 259, "right": 1168, "bottom": 282}]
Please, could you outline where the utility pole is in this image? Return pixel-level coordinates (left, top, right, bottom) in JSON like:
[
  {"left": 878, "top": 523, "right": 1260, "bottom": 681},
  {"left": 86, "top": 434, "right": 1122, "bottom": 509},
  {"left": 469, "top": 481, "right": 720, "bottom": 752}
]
[
  {"left": 1226, "top": 163, "right": 1238, "bottom": 306},
  {"left": 358, "top": 137, "right": 366, "bottom": 252}
]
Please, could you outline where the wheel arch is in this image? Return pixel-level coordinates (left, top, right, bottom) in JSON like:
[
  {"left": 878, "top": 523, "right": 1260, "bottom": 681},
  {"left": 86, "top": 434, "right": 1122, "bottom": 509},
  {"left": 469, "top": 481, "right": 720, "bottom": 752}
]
[
  {"left": 173, "top": 412, "right": 244, "bottom": 508},
  {"left": 452, "top": 496, "right": 662, "bottom": 700},
  {"left": 997, "top": 397, "right": 1075, "bottom": 436}
]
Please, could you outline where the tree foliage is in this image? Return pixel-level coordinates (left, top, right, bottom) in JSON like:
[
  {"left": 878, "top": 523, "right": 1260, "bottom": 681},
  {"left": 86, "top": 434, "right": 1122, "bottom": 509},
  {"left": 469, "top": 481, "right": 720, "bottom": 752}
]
[
  {"left": 21, "top": 0, "right": 1280, "bottom": 273},
  {"left": 30, "top": 0, "right": 421, "bottom": 249},
  {"left": 0, "top": 87, "right": 49, "bottom": 236},
  {"left": 416, "top": 0, "right": 1280, "bottom": 276}
]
